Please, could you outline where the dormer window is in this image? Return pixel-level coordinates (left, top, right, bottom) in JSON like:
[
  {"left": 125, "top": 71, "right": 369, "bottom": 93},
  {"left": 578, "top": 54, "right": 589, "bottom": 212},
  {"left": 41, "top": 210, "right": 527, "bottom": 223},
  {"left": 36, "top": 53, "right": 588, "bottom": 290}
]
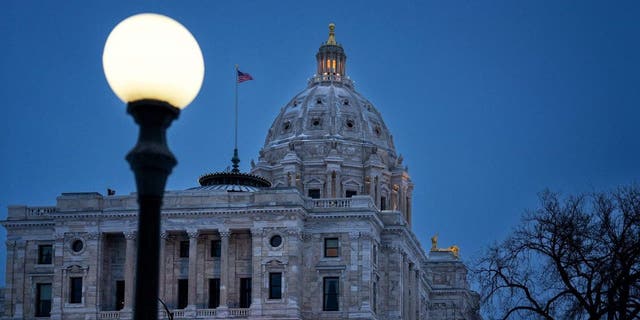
[
  {"left": 346, "top": 119, "right": 355, "bottom": 129},
  {"left": 316, "top": 98, "right": 322, "bottom": 105},
  {"left": 343, "top": 99, "right": 349, "bottom": 106},
  {"left": 283, "top": 121, "right": 292, "bottom": 132}
]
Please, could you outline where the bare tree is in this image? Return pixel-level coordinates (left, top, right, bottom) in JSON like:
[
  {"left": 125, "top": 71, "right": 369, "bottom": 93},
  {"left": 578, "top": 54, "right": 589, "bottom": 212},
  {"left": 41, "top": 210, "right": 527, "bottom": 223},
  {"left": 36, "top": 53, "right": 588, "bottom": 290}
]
[{"left": 475, "top": 185, "right": 640, "bottom": 319}]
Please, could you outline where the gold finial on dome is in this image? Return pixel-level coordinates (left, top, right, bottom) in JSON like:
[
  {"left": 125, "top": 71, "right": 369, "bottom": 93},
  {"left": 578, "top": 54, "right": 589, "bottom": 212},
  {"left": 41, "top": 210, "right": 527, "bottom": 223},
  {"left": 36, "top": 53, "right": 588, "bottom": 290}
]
[{"left": 326, "top": 23, "right": 337, "bottom": 45}]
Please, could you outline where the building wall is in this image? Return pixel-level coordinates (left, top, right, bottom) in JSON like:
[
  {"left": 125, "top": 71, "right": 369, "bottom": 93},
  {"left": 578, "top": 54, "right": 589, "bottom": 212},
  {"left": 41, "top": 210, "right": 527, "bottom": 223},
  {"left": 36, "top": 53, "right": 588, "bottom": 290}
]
[{"left": 2, "top": 191, "right": 479, "bottom": 320}]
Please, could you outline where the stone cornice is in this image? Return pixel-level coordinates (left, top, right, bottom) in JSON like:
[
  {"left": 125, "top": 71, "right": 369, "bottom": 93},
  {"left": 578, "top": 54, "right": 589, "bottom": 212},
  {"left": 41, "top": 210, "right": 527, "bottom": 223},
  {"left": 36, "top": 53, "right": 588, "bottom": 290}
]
[
  {"left": 2, "top": 221, "right": 55, "bottom": 228},
  {"left": 306, "top": 212, "right": 385, "bottom": 228},
  {"left": 383, "top": 226, "right": 428, "bottom": 263}
]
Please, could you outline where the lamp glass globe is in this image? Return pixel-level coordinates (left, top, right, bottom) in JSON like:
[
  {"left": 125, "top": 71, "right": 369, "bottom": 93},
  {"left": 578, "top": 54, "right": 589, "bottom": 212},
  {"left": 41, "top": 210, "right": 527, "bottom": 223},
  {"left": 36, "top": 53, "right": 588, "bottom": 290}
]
[{"left": 102, "top": 13, "right": 205, "bottom": 109}]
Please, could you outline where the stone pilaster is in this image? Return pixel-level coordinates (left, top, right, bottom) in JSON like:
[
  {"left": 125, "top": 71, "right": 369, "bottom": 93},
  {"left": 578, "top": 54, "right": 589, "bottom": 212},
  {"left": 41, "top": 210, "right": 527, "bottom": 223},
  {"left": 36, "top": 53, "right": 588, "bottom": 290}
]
[
  {"left": 4, "top": 240, "right": 16, "bottom": 318},
  {"left": 123, "top": 231, "right": 136, "bottom": 313},
  {"left": 383, "top": 245, "right": 403, "bottom": 319},
  {"left": 348, "top": 232, "right": 360, "bottom": 313},
  {"left": 50, "top": 233, "right": 65, "bottom": 320},
  {"left": 250, "top": 228, "right": 263, "bottom": 316},
  {"left": 286, "top": 228, "right": 303, "bottom": 315},
  {"left": 360, "top": 232, "right": 373, "bottom": 313},
  {"left": 88, "top": 232, "right": 102, "bottom": 316},
  {"left": 218, "top": 229, "right": 231, "bottom": 311},
  {"left": 159, "top": 231, "right": 168, "bottom": 303},
  {"left": 187, "top": 230, "right": 199, "bottom": 310}
]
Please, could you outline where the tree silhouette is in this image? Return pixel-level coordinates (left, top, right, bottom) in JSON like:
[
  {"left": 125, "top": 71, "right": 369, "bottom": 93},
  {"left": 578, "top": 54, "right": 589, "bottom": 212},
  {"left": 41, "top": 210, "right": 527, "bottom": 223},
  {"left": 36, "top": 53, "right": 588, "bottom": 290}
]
[{"left": 475, "top": 185, "right": 640, "bottom": 319}]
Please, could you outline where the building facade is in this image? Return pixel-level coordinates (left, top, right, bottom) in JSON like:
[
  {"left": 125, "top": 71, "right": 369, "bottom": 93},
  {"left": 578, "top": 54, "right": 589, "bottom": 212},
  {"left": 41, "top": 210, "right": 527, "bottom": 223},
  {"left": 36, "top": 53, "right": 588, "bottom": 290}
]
[{"left": 2, "top": 25, "right": 480, "bottom": 320}]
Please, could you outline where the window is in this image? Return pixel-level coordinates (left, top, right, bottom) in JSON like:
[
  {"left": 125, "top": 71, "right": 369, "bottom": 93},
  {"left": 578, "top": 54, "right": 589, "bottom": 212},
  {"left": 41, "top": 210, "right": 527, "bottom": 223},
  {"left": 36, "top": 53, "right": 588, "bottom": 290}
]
[
  {"left": 269, "top": 235, "right": 282, "bottom": 248},
  {"left": 36, "top": 283, "right": 52, "bottom": 317},
  {"left": 208, "top": 278, "right": 220, "bottom": 308},
  {"left": 373, "top": 245, "right": 378, "bottom": 265},
  {"left": 373, "top": 281, "right": 377, "bottom": 313},
  {"left": 71, "top": 240, "right": 84, "bottom": 253},
  {"left": 210, "top": 240, "right": 221, "bottom": 258},
  {"left": 239, "top": 278, "right": 252, "bottom": 308},
  {"left": 69, "top": 277, "right": 82, "bottom": 303},
  {"left": 178, "top": 279, "right": 188, "bottom": 309},
  {"left": 269, "top": 273, "right": 282, "bottom": 299},
  {"left": 308, "top": 189, "right": 320, "bottom": 199},
  {"left": 115, "top": 280, "right": 125, "bottom": 310},
  {"left": 38, "top": 245, "right": 52, "bottom": 264},
  {"left": 324, "top": 238, "right": 339, "bottom": 257},
  {"left": 179, "top": 241, "right": 189, "bottom": 258},
  {"left": 323, "top": 277, "right": 339, "bottom": 311},
  {"left": 380, "top": 196, "right": 386, "bottom": 210},
  {"left": 345, "top": 190, "right": 357, "bottom": 198}
]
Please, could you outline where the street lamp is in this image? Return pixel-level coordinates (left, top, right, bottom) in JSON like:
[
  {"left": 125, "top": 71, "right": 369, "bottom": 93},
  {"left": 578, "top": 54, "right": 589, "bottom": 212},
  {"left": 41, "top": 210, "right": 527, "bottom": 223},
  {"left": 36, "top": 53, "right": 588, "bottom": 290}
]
[{"left": 102, "top": 13, "right": 204, "bottom": 320}]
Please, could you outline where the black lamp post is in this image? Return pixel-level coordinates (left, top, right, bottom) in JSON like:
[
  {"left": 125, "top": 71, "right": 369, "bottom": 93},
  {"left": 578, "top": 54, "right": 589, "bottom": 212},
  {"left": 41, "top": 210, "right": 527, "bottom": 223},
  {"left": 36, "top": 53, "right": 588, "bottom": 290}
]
[
  {"left": 126, "top": 100, "right": 178, "bottom": 319},
  {"left": 102, "top": 13, "right": 205, "bottom": 320}
]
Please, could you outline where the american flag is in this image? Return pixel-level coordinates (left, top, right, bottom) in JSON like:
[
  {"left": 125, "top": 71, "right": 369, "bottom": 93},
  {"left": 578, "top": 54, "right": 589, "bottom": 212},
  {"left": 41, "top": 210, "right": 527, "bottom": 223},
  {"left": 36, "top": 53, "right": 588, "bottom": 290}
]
[{"left": 237, "top": 70, "right": 254, "bottom": 83}]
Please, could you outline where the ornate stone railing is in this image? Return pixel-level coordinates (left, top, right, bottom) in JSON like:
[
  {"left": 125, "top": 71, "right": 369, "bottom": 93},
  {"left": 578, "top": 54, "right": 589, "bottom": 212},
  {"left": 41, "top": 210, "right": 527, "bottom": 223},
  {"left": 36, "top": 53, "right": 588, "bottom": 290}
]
[
  {"left": 228, "top": 308, "right": 250, "bottom": 316},
  {"left": 172, "top": 309, "right": 186, "bottom": 318},
  {"left": 98, "top": 311, "right": 120, "bottom": 319},
  {"left": 308, "top": 74, "right": 354, "bottom": 87},
  {"left": 27, "top": 206, "right": 56, "bottom": 216},
  {"left": 306, "top": 196, "right": 376, "bottom": 210},
  {"left": 196, "top": 308, "right": 217, "bottom": 317},
  {"left": 307, "top": 198, "right": 352, "bottom": 208}
]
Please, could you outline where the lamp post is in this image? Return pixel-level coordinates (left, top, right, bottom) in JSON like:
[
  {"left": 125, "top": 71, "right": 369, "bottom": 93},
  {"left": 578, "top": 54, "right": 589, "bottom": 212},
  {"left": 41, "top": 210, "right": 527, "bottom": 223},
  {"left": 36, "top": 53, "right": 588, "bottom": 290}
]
[{"left": 102, "top": 13, "right": 204, "bottom": 320}]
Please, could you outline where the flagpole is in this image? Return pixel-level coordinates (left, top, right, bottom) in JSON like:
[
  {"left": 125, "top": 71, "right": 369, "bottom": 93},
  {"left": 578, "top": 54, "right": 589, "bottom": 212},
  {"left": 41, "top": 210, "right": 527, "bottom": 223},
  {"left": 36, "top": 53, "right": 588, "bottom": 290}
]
[{"left": 232, "top": 64, "right": 240, "bottom": 172}]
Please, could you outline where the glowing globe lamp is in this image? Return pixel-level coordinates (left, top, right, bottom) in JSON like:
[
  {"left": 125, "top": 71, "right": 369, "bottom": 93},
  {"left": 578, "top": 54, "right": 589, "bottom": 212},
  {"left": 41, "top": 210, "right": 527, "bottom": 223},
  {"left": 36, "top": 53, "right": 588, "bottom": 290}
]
[{"left": 103, "top": 13, "right": 204, "bottom": 108}]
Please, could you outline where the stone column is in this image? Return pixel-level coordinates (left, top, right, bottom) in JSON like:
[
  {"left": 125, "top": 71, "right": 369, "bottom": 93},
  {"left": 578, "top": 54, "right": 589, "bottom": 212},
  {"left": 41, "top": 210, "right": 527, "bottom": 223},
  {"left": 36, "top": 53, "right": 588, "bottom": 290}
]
[
  {"left": 123, "top": 231, "right": 137, "bottom": 312},
  {"left": 219, "top": 230, "right": 231, "bottom": 310},
  {"left": 158, "top": 232, "right": 168, "bottom": 302},
  {"left": 187, "top": 230, "right": 199, "bottom": 310}
]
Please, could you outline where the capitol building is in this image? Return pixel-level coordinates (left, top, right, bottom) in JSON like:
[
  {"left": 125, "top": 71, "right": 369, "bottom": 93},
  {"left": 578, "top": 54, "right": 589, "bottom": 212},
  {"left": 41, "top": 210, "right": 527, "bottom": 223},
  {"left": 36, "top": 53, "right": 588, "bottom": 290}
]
[{"left": 2, "top": 25, "right": 480, "bottom": 320}]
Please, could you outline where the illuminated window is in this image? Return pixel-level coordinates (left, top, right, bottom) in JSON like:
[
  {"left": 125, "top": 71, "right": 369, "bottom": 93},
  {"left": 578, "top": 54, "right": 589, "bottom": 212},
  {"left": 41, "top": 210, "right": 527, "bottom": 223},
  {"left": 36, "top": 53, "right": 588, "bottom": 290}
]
[
  {"left": 332, "top": 59, "right": 336, "bottom": 70},
  {"left": 326, "top": 59, "right": 330, "bottom": 69},
  {"left": 324, "top": 238, "right": 339, "bottom": 257}
]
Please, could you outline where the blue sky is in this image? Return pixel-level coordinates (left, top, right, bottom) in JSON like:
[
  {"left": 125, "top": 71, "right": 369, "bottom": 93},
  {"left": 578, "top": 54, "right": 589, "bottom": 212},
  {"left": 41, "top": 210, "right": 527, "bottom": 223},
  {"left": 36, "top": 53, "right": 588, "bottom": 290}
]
[{"left": 1, "top": 1, "right": 639, "bottom": 285}]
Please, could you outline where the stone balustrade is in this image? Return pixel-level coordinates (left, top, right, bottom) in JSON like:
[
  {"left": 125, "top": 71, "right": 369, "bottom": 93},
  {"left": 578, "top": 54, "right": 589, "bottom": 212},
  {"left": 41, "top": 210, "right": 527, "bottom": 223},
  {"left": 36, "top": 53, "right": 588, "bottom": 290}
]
[
  {"left": 305, "top": 195, "right": 376, "bottom": 210},
  {"left": 98, "top": 311, "right": 120, "bottom": 319},
  {"left": 228, "top": 308, "right": 250, "bottom": 316},
  {"left": 196, "top": 308, "right": 217, "bottom": 317}
]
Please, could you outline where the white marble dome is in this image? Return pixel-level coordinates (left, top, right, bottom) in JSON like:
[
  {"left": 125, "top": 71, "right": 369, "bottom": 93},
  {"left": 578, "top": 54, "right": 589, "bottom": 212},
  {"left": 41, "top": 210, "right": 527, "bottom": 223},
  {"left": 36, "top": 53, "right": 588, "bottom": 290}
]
[
  {"left": 263, "top": 81, "right": 397, "bottom": 156},
  {"left": 253, "top": 24, "right": 412, "bottom": 217}
]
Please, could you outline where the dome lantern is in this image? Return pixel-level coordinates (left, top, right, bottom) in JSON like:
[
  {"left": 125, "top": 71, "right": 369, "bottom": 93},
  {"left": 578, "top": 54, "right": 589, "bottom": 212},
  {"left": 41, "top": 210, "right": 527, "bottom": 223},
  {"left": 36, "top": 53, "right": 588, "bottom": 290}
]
[{"left": 315, "top": 23, "right": 347, "bottom": 81}]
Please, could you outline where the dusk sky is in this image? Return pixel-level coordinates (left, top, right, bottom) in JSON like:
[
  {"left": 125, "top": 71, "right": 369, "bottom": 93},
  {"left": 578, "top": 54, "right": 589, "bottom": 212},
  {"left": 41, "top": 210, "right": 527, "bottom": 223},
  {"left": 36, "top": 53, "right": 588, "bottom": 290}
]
[{"left": 1, "top": 1, "right": 639, "bottom": 285}]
